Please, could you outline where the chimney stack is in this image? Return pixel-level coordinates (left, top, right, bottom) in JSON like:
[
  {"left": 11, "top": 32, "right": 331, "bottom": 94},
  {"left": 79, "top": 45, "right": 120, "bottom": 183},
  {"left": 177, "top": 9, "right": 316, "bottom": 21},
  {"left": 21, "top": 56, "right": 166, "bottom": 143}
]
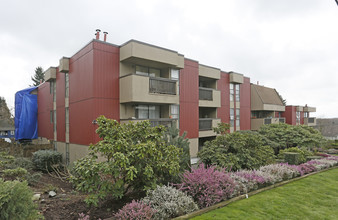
[
  {"left": 103, "top": 31, "right": 108, "bottom": 42},
  {"left": 95, "top": 29, "right": 101, "bottom": 40}
]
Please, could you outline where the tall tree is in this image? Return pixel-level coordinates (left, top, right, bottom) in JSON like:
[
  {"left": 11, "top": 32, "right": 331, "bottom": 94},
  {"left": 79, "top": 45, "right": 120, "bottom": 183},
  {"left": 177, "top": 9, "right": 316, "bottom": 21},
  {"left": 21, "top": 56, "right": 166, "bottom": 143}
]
[{"left": 30, "top": 67, "right": 44, "bottom": 86}]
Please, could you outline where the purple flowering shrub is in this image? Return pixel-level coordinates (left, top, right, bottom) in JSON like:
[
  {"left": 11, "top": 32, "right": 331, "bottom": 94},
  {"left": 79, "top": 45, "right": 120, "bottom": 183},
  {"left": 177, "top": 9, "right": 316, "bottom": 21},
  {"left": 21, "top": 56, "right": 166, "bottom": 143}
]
[
  {"left": 113, "top": 200, "right": 156, "bottom": 220},
  {"left": 177, "top": 164, "right": 236, "bottom": 208}
]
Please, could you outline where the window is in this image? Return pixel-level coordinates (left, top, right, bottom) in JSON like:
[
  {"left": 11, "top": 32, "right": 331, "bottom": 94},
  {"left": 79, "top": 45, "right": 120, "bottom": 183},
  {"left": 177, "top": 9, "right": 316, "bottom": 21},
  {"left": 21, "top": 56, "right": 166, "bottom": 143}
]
[
  {"left": 135, "top": 105, "right": 160, "bottom": 119},
  {"left": 170, "top": 105, "right": 179, "bottom": 119},
  {"left": 171, "top": 69, "right": 179, "bottom": 94},
  {"left": 53, "top": 80, "right": 56, "bottom": 102},
  {"left": 65, "top": 73, "right": 69, "bottom": 98},
  {"left": 136, "top": 65, "right": 148, "bottom": 76},
  {"left": 230, "top": 108, "right": 234, "bottom": 127},
  {"left": 304, "top": 112, "right": 309, "bottom": 118},
  {"left": 50, "top": 81, "right": 54, "bottom": 94},
  {"left": 53, "top": 110, "right": 57, "bottom": 132},
  {"left": 236, "top": 109, "right": 240, "bottom": 129},
  {"left": 149, "top": 105, "right": 160, "bottom": 119},
  {"left": 136, "top": 65, "right": 161, "bottom": 77},
  {"left": 230, "top": 83, "right": 234, "bottom": 102},
  {"left": 50, "top": 110, "right": 53, "bottom": 123},
  {"left": 65, "top": 143, "right": 69, "bottom": 165},
  {"left": 65, "top": 107, "right": 69, "bottom": 134},
  {"left": 296, "top": 111, "right": 300, "bottom": 123},
  {"left": 149, "top": 68, "right": 161, "bottom": 77},
  {"left": 235, "top": 84, "right": 240, "bottom": 102}
]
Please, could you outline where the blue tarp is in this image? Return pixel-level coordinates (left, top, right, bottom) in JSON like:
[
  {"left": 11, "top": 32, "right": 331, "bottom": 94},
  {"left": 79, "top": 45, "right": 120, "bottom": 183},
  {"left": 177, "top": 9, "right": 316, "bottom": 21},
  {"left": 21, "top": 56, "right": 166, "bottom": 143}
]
[{"left": 15, "top": 86, "right": 38, "bottom": 140}]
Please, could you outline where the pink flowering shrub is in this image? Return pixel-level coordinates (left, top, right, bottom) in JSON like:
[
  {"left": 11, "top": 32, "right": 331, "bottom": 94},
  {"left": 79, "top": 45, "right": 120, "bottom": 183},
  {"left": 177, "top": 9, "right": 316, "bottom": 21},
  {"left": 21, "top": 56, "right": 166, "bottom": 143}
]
[
  {"left": 113, "top": 200, "right": 156, "bottom": 220},
  {"left": 297, "top": 163, "right": 317, "bottom": 174},
  {"left": 177, "top": 164, "right": 235, "bottom": 208}
]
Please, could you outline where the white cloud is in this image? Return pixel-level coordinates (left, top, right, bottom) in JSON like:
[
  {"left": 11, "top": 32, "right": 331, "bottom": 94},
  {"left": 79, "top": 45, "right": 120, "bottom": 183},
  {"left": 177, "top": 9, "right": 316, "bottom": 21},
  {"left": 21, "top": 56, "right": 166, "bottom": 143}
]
[{"left": 0, "top": 0, "right": 337, "bottom": 118}]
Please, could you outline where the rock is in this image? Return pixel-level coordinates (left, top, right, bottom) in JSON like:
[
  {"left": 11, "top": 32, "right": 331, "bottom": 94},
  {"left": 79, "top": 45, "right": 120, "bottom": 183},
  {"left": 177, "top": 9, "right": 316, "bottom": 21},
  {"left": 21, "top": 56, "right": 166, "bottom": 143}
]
[
  {"left": 40, "top": 199, "right": 46, "bottom": 204},
  {"left": 32, "top": 194, "right": 41, "bottom": 201},
  {"left": 49, "top": 191, "right": 57, "bottom": 197}
]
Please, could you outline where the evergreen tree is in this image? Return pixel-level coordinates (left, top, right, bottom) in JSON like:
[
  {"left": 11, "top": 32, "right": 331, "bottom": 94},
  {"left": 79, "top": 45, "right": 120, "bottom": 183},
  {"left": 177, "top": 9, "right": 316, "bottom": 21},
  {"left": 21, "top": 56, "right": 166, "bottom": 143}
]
[
  {"left": 164, "top": 122, "right": 191, "bottom": 172},
  {"left": 30, "top": 67, "right": 44, "bottom": 86}
]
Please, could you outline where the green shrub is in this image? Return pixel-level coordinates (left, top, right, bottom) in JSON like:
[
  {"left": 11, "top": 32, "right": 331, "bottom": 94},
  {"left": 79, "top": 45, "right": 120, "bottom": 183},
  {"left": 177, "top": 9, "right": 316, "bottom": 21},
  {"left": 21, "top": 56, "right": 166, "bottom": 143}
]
[
  {"left": 142, "top": 185, "right": 198, "bottom": 219},
  {"left": 2, "top": 167, "right": 28, "bottom": 180},
  {"left": 0, "top": 152, "right": 14, "bottom": 168},
  {"left": 71, "top": 116, "right": 182, "bottom": 206},
  {"left": 278, "top": 147, "right": 312, "bottom": 164},
  {"left": 198, "top": 129, "right": 275, "bottom": 171},
  {"left": 0, "top": 179, "right": 42, "bottom": 220},
  {"left": 12, "top": 157, "right": 34, "bottom": 171},
  {"left": 284, "top": 152, "right": 300, "bottom": 165},
  {"left": 32, "top": 150, "right": 62, "bottom": 172},
  {"left": 26, "top": 172, "right": 42, "bottom": 186}
]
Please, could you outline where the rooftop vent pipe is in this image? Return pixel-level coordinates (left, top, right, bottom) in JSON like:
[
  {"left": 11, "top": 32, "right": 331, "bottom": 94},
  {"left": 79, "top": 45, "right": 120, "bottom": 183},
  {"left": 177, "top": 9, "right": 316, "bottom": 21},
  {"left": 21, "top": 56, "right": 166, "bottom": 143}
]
[
  {"left": 95, "top": 29, "right": 101, "bottom": 40},
  {"left": 103, "top": 32, "right": 108, "bottom": 42}
]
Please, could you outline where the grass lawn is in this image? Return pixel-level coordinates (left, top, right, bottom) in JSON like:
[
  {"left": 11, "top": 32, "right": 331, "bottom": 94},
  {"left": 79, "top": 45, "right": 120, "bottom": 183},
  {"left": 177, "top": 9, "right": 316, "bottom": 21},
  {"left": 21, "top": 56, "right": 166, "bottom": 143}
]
[{"left": 192, "top": 168, "right": 338, "bottom": 220}]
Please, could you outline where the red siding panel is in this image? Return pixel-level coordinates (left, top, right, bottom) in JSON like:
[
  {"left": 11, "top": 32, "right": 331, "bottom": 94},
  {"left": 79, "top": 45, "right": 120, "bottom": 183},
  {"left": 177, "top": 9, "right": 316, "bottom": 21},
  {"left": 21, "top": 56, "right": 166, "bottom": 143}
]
[
  {"left": 217, "top": 72, "right": 230, "bottom": 124},
  {"left": 68, "top": 41, "right": 120, "bottom": 146},
  {"left": 179, "top": 59, "right": 199, "bottom": 138},
  {"left": 283, "top": 106, "right": 296, "bottom": 125},
  {"left": 37, "top": 82, "right": 53, "bottom": 139},
  {"left": 69, "top": 99, "right": 95, "bottom": 145},
  {"left": 240, "top": 77, "right": 251, "bottom": 130}
]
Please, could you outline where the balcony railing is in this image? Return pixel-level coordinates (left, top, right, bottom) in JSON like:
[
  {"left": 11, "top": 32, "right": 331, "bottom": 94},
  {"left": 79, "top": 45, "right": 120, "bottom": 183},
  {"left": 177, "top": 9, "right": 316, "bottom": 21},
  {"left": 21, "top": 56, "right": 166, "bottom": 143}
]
[
  {"left": 199, "top": 87, "right": 213, "bottom": 101},
  {"left": 199, "top": 118, "right": 213, "bottom": 131},
  {"left": 149, "top": 119, "right": 177, "bottom": 128},
  {"left": 308, "top": 117, "right": 315, "bottom": 123},
  {"left": 149, "top": 77, "right": 176, "bottom": 95},
  {"left": 263, "top": 117, "right": 285, "bottom": 125},
  {"left": 264, "top": 118, "right": 272, "bottom": 124}
]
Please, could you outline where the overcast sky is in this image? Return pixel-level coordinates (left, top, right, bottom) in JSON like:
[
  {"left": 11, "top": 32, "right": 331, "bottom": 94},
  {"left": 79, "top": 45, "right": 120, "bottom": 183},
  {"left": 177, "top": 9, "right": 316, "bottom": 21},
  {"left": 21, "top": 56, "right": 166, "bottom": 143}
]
[{"left": 0, "top": 0, "right": 337, "bottom": 118}]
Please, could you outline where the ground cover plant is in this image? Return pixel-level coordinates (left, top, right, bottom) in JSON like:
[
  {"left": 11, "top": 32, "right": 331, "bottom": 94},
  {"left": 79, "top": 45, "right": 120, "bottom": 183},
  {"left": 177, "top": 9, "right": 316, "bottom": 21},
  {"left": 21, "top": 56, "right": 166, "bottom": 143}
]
[{"left": 192, "top": 168, "right": 338, "bottom": 220}]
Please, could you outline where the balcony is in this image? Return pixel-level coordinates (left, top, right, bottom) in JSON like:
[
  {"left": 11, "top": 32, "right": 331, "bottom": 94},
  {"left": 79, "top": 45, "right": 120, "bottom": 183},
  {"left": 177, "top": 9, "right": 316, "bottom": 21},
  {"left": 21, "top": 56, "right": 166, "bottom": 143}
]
[
  {"left": 199, "top": 118, "right": 221, "bottom": 138},
  {"left": 304, "top": 117, "right": 316, "bottom": 126},
  {"left": 120, "top": 74, "right": 179, "bottom": 104},
  {"left": 199, "top": 88, "right": 221, "bottom": 107},
  {"left": 251, "top": 117, "right": 285, "bottom": 130}
]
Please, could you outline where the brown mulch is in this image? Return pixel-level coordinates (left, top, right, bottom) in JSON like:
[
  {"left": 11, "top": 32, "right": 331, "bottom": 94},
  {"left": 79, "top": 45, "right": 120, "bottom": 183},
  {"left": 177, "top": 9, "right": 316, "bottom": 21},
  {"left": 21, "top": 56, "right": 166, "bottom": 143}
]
[{"left": 31, "top": 173, "right": 142, "bottom": 220}]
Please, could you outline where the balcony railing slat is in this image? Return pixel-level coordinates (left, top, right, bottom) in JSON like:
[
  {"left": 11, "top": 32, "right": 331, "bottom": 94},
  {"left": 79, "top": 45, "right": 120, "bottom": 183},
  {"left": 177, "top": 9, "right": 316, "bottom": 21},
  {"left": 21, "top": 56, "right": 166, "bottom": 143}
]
[
  {"left": 308, "top": 117, "right": 315, "bottom": 123},
  {"left": 199, "top": 118, "right": 213, "bottom": 131},
  {"left": 199, "top": 87, "right": 213, "bottom": 101},
  {"left": 149, "top": 77, "right": 176, "bottom": 95}
]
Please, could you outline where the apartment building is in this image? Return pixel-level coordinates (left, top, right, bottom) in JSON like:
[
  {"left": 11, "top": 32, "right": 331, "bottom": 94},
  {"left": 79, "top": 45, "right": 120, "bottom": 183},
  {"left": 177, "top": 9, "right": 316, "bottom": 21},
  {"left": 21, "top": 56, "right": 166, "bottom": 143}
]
[
  {"left": 250, "top": 84, "right": 317, "bottom": 130},
  {"left": 37, "top": 34, "right": 251, "bottom": 164},
  {"left": 250, "top": 84, "right": 285, "bottom": 130},
  {"left": 283, "top": 105, "right": 316, "bottom": 126}
]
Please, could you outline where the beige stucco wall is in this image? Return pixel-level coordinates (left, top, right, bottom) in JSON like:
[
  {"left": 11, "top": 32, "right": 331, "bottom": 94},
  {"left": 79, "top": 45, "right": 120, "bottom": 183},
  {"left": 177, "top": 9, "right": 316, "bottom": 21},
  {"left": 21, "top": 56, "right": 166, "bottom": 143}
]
[
  {"left": 199, "top": 90, "right": 221, "bottom": 107},
  {"left": 229, "top": 72, "right": 244, "bottom": 84},
  {"left": 304, "top": 106, "right": 316, "bottom": 112},
  {"left": 59, "top": 57, "right": 69, "bottom": 73},
  {"left": 188, "top": 138, "right": 199, "bottom": 158},
  {"left": 199, "top": 64, "right": 220, "bottom": 80},
  {"left": 263, "top": 104, "right": 285, "bottom": 112},
  {"left": 44, "top": 67, "right": 57, "bottom": 82},
  {"left": 120, "top": 74, "right": 179, "bottom": 104},
  {"left": 120, "top": 41, "right": 184, "bottom": 68}
]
